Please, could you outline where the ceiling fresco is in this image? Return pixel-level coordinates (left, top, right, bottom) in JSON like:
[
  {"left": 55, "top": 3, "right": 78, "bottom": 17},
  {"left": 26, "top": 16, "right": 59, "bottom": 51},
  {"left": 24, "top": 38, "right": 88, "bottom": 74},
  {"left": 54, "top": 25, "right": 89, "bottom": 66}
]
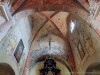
[
  {"left": 1, "top": 0, "right": 100, "bottom": 75},
  {"left": 26, "top": 12, "right": 73, "bottom": 69},
  {"left": 18, "top": 11, "right": 77, "bottom": 73},
  {"left": 31, "top": 11, "right": 69, "bottom": 40},
  {"left": 30, "top": 20, "right": 68, "bottom": 60},
  {"left": 67, "top": 14, "right": 100, "bottom": 70},
  {"left": 12, "top": 0, "right": 89, "bottom": 15}
]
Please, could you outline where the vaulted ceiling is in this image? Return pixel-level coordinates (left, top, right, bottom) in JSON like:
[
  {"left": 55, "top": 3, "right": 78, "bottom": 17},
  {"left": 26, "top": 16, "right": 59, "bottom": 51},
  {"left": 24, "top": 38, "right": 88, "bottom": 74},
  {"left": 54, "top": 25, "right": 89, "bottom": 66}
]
[
  {"left": 22, "top": 11, "right": 77, "bottom": 74},
  {"left": 10, "top": 0, "right": 91, "bottom": 74},
  {"left": 30, "top": 11, "right": 69, "bottom": 59},
  {"left": 11, "top": 0, "right": 89, "bottom": 15}
]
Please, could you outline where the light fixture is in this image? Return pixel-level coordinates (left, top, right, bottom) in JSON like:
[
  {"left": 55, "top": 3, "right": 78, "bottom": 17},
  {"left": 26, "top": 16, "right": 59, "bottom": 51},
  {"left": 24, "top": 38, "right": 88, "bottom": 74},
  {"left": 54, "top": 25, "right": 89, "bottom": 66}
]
[{"left": 39, "top": 56, "right": 61, "bottom": 75}]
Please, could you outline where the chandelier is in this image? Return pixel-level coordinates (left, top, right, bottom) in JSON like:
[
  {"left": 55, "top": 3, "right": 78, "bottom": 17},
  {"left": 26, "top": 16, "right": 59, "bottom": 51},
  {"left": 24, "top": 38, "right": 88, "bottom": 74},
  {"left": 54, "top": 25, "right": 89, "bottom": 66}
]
[{"left": 39, "top": 56, "right": 61, "bottom": 75}]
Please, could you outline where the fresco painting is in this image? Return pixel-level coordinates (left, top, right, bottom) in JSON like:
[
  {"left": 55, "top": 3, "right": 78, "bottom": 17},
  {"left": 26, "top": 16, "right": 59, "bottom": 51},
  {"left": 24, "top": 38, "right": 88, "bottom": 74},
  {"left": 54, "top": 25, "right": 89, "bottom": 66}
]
[
  {"left": 0, "top": 32, "right": 17, "bottom": 54},
  {"left": 68, "top": 15, "right": 98, "bottom": 67},
  {"left": 77, "top": 40, "right": 85, "bottom": 60},
  {"left": 30, "top": 34, "right": 67, "bottom": 66},
  {"left": 18, "top": 52, "right": 25, "bottom": 75},
  {"left": 82, "top": 23, "right": 96, "bottom": 55},
  {"left": 6, "top": 34, "right": 17, "bottom": 54},
  {"left": 31, "top": 13, "right": 47, "bottom": 35},
  {"left": 30, "top": 48, "right": 67, "bottom": 65},
  {"left": 0, "top": 24, "right": 13, "bottom": 43},
  {"left": 76, "top": 24, "right": 86, "bottom": 60},
  {"left": 14, "top": 39, "right": 24, "bottom": 63},
  {"left": 30, "top": 17, "right": 69, "bottom": 67}
]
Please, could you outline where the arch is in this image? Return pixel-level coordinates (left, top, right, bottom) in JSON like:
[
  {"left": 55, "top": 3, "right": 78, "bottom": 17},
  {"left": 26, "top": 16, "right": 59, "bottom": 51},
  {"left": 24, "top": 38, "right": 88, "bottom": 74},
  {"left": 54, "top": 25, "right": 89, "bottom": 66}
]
[
  {"left": 0, "top": 63, "right": 15, "bottom": 75},
  {"left": 85, "top": 62, "right": 100, "bottom": 75},
  {"left": 22, "top": 11, "right": 77, "bottom": 75},
  {"left": 0, "top": 51, "right": 19, "bottom": 75},
  {"left": 12, "top": 9, "right": 34, "bottom": 19},
  {"left": 29, "top": 55, "right": 72, "bottom": 75},
  {"left": 30, "top": 61, "right": 72, "bottom": 75},
  {"left": 30, "top": 33, "right": 68, "bottom": 58}
]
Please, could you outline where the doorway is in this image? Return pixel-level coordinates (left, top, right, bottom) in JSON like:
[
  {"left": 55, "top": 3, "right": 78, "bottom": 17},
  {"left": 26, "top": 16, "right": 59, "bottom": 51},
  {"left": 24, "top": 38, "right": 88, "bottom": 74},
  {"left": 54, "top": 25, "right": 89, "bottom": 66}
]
[
  {"left": 86, "top": 63, "right": 100, "bottom": 75},
  {"left": 0, "top": 63, "right": 15, "bottom": 75}
]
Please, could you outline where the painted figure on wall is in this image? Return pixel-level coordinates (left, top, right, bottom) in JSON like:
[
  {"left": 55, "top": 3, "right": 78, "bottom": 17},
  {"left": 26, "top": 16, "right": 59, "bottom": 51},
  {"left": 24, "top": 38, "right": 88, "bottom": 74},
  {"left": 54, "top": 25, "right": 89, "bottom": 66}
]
[
  {"left": 77, "top": 40, "right": 85, "bottom": 59},
  {"left": 14, "top": 39, "right": 24, "bottom": 63}
]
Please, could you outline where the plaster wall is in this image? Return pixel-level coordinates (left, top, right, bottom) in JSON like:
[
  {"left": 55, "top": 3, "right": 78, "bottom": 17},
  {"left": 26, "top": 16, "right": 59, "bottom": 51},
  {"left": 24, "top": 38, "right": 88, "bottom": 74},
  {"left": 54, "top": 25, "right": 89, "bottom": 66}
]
[{"left": 0, "top": 14, "right": 33, "bottom": 75}]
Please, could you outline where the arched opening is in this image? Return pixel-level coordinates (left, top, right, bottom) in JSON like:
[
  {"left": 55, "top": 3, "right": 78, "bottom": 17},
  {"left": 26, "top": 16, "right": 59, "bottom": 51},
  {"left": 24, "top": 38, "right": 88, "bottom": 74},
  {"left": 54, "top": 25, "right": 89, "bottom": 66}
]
[
  {"left": 30, "top": 59, "right": 71, "bottom": 75},
  {"left": 85, "top": 63, "right": 100, "bottom": 75},
  {"left": 0, "top": 63, "right": 15, "bottom": 75}
]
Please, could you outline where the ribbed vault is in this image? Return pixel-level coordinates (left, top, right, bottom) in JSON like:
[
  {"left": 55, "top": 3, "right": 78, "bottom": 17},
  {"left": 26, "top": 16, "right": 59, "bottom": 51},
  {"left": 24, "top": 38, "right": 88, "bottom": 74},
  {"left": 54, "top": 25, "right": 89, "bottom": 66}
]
[{"left": 20, "top": 11, "right": 77, "bottom": 75}]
